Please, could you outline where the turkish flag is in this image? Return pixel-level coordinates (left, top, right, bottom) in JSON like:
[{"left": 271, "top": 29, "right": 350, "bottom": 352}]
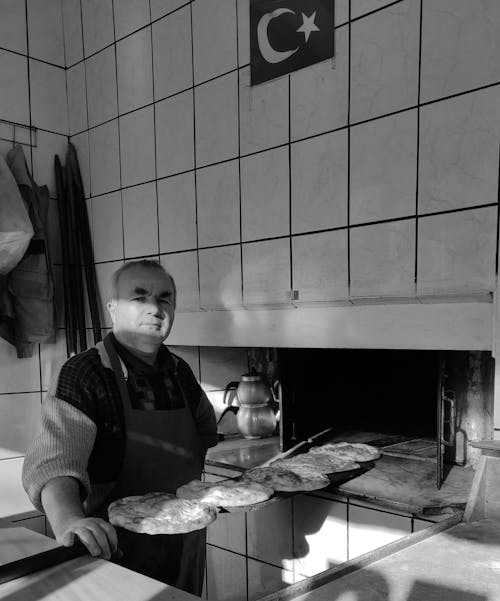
[{"left": 250, "top": 0, "right": 335, "bottom": 85}]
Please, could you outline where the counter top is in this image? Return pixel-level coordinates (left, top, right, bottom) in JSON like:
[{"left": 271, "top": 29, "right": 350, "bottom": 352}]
[
  {"left": 260, "top": 517, "right": 500, "bottom": 601},
  {"left": 0, "top": 525, "right": 199, "bottom": 601},
  {"left": 206, "top": 435, "right": 280, "bottom": 471}
]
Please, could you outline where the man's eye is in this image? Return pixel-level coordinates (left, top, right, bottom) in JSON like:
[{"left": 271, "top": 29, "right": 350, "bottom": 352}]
[
  {"left": 160, "top": 298, "right": 172, "bottom": 305},
  {"left": 134, "top": 296, "right": 146, "bottom": 302}
]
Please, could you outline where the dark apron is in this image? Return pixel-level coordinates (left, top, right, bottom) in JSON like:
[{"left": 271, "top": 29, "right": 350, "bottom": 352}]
[{"left": 103, "top": 335, "right": 206, "bottom": 595}]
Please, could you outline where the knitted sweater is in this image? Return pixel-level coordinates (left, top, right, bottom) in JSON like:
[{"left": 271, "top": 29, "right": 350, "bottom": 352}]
[{"left": 22, "top": 341, "right": 218, "bottom": 513}]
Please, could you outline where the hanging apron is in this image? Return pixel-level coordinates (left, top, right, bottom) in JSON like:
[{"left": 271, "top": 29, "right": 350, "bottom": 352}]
[{"left": 103, "top": 335, "right": 206, "bottom": 595}]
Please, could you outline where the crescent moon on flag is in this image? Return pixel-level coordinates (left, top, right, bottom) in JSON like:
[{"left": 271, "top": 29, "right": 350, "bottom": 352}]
[{"left": 257, "top": 8, "right": 299, "bottom": 64}]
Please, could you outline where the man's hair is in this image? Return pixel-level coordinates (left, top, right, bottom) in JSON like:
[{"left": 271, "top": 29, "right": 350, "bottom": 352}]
[{"left": 110, "top": 259, "right": 176, "bottom": 307}]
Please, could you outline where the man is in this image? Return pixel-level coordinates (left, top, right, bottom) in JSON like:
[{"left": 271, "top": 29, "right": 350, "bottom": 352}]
[{"left": 22, "top": 259, "right": 218, "bottom": 595}]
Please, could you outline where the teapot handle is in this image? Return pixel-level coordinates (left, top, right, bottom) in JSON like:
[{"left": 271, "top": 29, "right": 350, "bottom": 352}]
[{"left": 223, "top": 381, "right": 240, "bottom": 405}]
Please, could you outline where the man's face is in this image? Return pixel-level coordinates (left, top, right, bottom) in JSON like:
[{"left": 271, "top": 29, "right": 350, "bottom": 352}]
[{"left": 107, "top": 266, "right": 176, "bottom": 345}]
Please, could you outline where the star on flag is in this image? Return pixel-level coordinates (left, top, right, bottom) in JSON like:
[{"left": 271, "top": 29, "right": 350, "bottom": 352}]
[{"left": 296, "top": 12, "right": 320, "bottom": 43}]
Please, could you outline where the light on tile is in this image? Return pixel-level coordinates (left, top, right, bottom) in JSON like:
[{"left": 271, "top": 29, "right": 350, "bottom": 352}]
[
  {"left": 122, "top": 181, "right": 158, "bottom": 258},
  {"left": 158, "top": 172, "right": 197, "bottom": 253},
  {"left": 116, "top": 27, "right": 153, "bottom": 114},
  {"left": 89, "top": 120, "right": 121, "bottom": 196},
  {"left": 119, "top": 105, "right": 155, "bottom": 188},
  {"left": 86, "top": 46, "right": 118, "bottom": 128},
  {"left": 160, "top": 251, "right": 200, "bottom": 313},
  {"left": 199, "top": 246, "right": 242, "bottom": 310},
  {"left": 156, "top": 91, "right": 194, "bottom": 178}
]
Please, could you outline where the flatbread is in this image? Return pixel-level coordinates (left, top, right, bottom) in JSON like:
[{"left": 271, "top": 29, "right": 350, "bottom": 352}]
[
  {"left": 176, "top": 479, "right": 274, "bottom": 507},
  {"left": 272, "top": 453, "right": 359, "bottom": 474},
  {"left": 242, "top": 465, "right": 330, "bottom": 492},
  {"left": 310, "top": 442, "right": 381, "bottom": 463},
  {"left": 108, "top": 492, "right": 218, "bottom": 535}
]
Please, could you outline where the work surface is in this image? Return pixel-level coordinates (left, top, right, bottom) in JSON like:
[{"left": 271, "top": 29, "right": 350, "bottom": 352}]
[
  {"left": 289, "top": 518, "right": 500, "bottom": 601},
  {"left": 0, "top": 525, "right": 198, "bottom": 601}
]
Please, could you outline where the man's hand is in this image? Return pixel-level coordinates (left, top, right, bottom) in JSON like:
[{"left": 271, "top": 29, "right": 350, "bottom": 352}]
[{"left": 58, "top": 517, "right": 118, "bottom": 560}]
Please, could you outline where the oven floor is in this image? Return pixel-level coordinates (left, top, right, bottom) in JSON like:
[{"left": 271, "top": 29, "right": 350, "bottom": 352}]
[{"left": 327, "top": 430, "right": 437, "bottom": 462}]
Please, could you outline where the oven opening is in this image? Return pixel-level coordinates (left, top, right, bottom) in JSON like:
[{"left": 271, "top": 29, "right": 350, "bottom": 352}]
[{"left": 277, "top": 348, "right": 493, "bottom": 471}]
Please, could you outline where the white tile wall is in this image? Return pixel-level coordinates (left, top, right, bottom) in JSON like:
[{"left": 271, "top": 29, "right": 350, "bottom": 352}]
[
  {"left": 86, "top": 47, "right": 118, "bottom": 128},
  {"left": 0, "top": 50, "right": 29, "bottom": 125},
  {"left": 240, "top": 147, "right": 289, "bottom": 242},
  {"left": 192, "top": 0, "right": 238, "bottom": 85},
  {"left": 199, "top": 245, "right": 242, "bottom": 310},
  {"left": 247, "top": 499, "right": 293, "bottom": 566},
  {"left": 89, "top": 120, "right": 121, "bottom": 196},
  {"left": 158, "top": 172, "right": 197, "bottom": 253},
  {"left": 91, "top": 191, "right": 124, "bottom": 262},
  {"left": 197, "top": 160, "right": 240, "bottom": 247},
  {"left": 0, "top": 0, "right": 27, "bottom": 54},
  {"left": 116, "top": 27, "right": 153, "bottom": 114},
  {"left": 350, "top": 0, "right": 420, "bottom": 122},
  {"left": 119, "top": 105, "right": 156, "bottom": 188},
  {"left": 247, "top": 559, "right": 293, "bottom": 601},
  {"left": 62, "top": 0, "right": 84, "bottom": 66},
  {"left": 27, "top": 0, "right": 65, "bottom": 67},
  {"left": 67, "top": 63, "right": 88, "bottom": 136},
  {"left": 206, "top": 545, "right": 246, "bottom": 601},
  {"left": 122, "top": 181, "right": 158, "bottom": 258},
  {"left": 113, "top": 0, "right": 150, "bottom": 40},
  {"left": 161, "top": 251, "right": 200, "bottom": 312},
  {"left": 152, "top": 6, "right": 193, "bottom": 100},
  {"left": 195, "top": 71, "right": 239, "bottom": 167},
  {"left": 81, "top": 0, "right": 114, "bottom": 57},
  {"left": 0, "top": 394, "right": 41, "bottom": 460}
]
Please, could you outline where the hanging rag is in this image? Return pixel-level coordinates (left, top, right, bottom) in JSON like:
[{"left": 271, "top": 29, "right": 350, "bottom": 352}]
[
  {"left": 0, "top": 153, "right": 33, "bottom": 275},
  {"left": 0, "top": 145, "right": 55, "bottom": 358}
]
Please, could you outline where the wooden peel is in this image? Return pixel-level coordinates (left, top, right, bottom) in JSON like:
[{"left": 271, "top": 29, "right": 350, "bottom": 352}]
[{"left": 257, "top": 427, "right": 334, "bottom": 468}]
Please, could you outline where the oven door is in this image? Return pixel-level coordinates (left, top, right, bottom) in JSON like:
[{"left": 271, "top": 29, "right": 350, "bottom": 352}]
[{"left": 437, "top": 352, "right": 456, "bottom": 489}]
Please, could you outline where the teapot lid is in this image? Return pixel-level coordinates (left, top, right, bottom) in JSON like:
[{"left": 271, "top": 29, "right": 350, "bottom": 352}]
[{"left": 241, "top": 372, "right": 264, "bottom": 382}]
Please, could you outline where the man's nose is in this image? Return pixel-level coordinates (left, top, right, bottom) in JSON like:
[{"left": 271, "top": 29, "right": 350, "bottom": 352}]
[{"left": 146, "top": 299, "right": 163, "bottom": 315}]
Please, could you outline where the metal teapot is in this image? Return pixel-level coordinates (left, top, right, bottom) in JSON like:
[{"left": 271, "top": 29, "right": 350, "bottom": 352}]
[{"left": 222, "top": 373, "right": 277, "bottom": 439}]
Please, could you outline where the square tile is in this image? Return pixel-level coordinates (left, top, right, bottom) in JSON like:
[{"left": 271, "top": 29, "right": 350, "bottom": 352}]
[
  {"left": 119, "top": 105, "right": 155, "bottom": 187},
  {"left": 239, "top": 66, "right": 289, "bottom": 155},
  {"left": 0, "top": 338, "right": 40, "bottom": 394},
  {"left": 122, "top": 182, "right": 158, "bottom": 258},
  {"left": 197, "top": 160, "right": 240, "bottom": 247},
  {"left": 195, "top": 71, "right": 239, "bottom": 167},
  {"left": 81, "top": 0, "right": 114, "bottom": 57},
  {"left": 116, "top": 27, "right": 153, "bottom": 114},
  {"left": 199, "top": 347, "right": 248, "bottom": 391},
  {"left": 290, "top": 26, "right": 348, "bottom": 141},
  {"left": 348, "top": 505, "right": 410, "bottom": 559},
  {"left": 247, "top": 558, "right": 292, "bottom": 601},
  {"left": 156, "top": 91, "right": 194, "bottom": 178},
  {"left": 350, "top": 0, "right": 420, "bottom": 122},
  {"left": 293, "top": 495, "right": 347, "bottom": 577},
  {"left": 150, "top": 0, "right": 186, "bottom": 21},
  {"left": 199, "top": 246, "right": 242, "bottom": 309},
  {"left": 237, "top": 0, "right": 250, "bottom": 67},
  {"left": 420, "top": 0, "right": 500, "bottom": 103},
  {"left": 350, "top": 219, "right": 416, "bottom": 298},
  {"left": 419, "top": 86, "right": 500, "bottom": 214},
  {"left": 168, "top": 346, "right": 200, "bottom": 379},
  {"left": 62, "top": 0, "right": 84, "bottom": 66},
  {"left": 86, "top": 46, "right": 118, "bottom": 128},
  {"left": 113, "top": 0, "right": 150, "bottom": 39},
  {"left": 241, "top": 147, "right": 289, "bottom": 242},
  {"left": 192, "top": 0, "right": 237, "bottom": 84},
  {"left": 91, "top": 191, "right": 123, "bottom": 262},
  {"left": 206, "top": 546, "right": 246, "bottom": 601},
  {"left": 292, "top": 230, "right": 348, "bottom": 304},
  {"left": 242, "top": 238, "right": 291, "bottom": 306},
  {"left": 0, "top": 393, "right": 41, "bottom": 460},
  {"left": 160, "top": 251, "right": 200, "bottom": 312},
  {"left": 0, "top": 51, "right": 29, "bottom": 125},
  {"left": 67, "top": 63, "right": 88, "bottom": 135},
  {"left": 32, "top": 131, "right": 68, "bottom": 197},
  {"left": 335, "top": 0, "right": 350, "bottom": 25},
  {"left": 95, "top": 260, "right": 124, "bottom": 327},
  {"left": 40, "top": 330, "right": 68, "bottom": 391},
  {"left": 158, "top": 172, "right": 197, "bottom": 253},
  {"left": 29, "top": 60, "right": 68, "bottom": 134},
  {"left": 291, "top": 130, "right": 348, "bottom": 234},
  {"left": 417, "top": 207, "right": 497, "bottom": 296},
  {"left": 207, "top": 509, "right": 246, "bottom": 554},
  {"left": 152, "top": 6, "right": 193, "bottom": 100},
  {"left": 0, "top": 457, "right": 40, "bottom": 520},
  {"left": 70, "top": 131, "right": 91, "bottom": 198},
  {"left": 350, "top": 109, "right": 417, "bottom": 224},
  {"left": 89, "top": 120, "right": 120, "bottom": 196},
  {"left": 247, "top": 499, "right": 292, "bottom": 566},
  {"left": 27, "top": 0, "right": 65, "bottom": 66},
  {"left": 0, "top": 0, "right": 27, "bottom": 54},
  {"left": 351, "top": 0, "right": 396, "bottom": 19}
]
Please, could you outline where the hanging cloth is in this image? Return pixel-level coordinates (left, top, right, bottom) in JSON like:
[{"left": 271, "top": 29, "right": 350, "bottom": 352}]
[{"left": 0, "top": 145, "right": 55, "bottom": 358}]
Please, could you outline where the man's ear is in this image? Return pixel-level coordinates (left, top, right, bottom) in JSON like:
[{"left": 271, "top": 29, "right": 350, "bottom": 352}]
[{"left": 107, "top": 299, "right": 117, "bottom": 323}]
